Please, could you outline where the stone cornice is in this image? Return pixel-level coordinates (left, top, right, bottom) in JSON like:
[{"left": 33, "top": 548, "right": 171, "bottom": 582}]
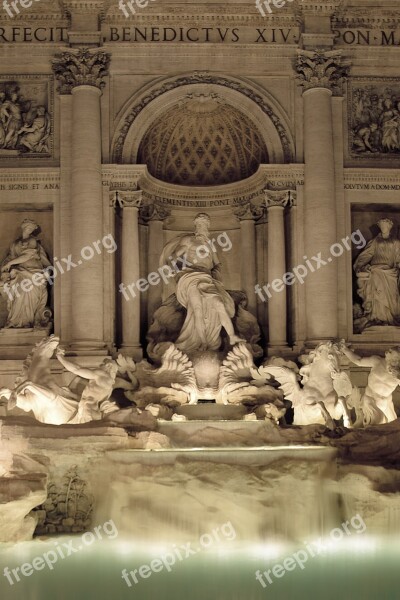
[
  {"left": 0, "top": 169, "right": 59, "bottom": 183},
  {"left": 100, "top": 165, "right": 305, "bottom": 209},
  {"left": 61, "top": 0, "right": 109, "bottom": 17},
  {"left": 344, "top": 169, "right": 400, "bottom": 185},
  {"left": 294, "top": 0, "right": 344, "bottom": 22},
  {"left": 333, "top": 8, "right": 400, "bottom": 29},
  {"left": 0, "top": 14, "right": 67, "bottom": 22},
  {"left": 104, "top": 11, "right": 298, "bottom": 25}
]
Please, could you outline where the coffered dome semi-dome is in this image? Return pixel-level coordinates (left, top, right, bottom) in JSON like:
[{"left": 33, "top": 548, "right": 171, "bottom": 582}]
[{"left": 137, "top": 95, "right": 268, "bottom": 186}]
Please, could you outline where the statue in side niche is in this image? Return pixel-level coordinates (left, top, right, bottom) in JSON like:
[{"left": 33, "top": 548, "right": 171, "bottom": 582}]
[
  {"left": 0, "top": 219, "right": 52, "bottom": 329},
  {"left": 353, "top": 219, "right": 400, "bottom": 331}
]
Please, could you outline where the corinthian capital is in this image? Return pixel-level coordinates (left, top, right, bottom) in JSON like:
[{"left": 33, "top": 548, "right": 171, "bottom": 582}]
[
  {"left": 295, "top": 49, "right": 350, "bottom": 93},
  {"left": 234, "top": 202, "right": 264, "bottom": 222},
  {"left": 111, "top": 190, "right": 143, "bottom": 209},
  {"left": 52, "top": 48, "right": 111, "bottom": 94},
  {"left": 264, "top": 190, "right": 296, "bottom": 209},
  {"left": 140, "top": 203, "right": 170, "bottom": 223}
]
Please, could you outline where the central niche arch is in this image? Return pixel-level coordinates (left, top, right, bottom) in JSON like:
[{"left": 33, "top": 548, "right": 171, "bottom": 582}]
[
  {"left": 111, "top": 75, "right": 295, "bottom": 177},
  {"left": 137, "top": 95, "right": 268, "bottom": 186}
]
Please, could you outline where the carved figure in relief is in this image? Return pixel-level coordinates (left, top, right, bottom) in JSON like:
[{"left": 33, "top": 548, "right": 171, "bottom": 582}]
[
  {"left": 351, "top": 86, "right": 400, "bottom": 155},
  {"left": 18, "top": 106, "right": 51, "bottom": 153},
  {"left": 0, "top": 82, "right": 51, "bottom": 153}
]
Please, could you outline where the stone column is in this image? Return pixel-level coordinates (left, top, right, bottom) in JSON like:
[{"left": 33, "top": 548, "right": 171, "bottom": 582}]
[
  {"left": 52, "top": 48, "right": 110, "bottom": 352},
  {"left": 114, "top": 191, "right": 143, "bottom": 360},
  {"left": 140, "top": 203, "right": 170, "bottom": 324},
  {"left": 264, "top": 190, "right": 294, "bottom": 351},
  {"left": 295, "top": 50, "right": 350, "bottom": 343},
  {"left": 234, "top": 202, "right": 263, "bottom": 315}
]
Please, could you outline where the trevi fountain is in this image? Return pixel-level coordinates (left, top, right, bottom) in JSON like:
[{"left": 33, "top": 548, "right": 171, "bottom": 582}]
[{"left": 0, "top": 0, "right": 400, "bottom": 599}]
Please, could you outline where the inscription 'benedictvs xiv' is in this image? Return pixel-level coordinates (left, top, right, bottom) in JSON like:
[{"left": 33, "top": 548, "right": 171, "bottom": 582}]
[{"left": 0, "top": 26, "right": 399, "bottom": 46}]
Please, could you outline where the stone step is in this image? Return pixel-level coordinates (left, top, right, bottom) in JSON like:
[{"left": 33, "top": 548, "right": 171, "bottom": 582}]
[
  {"left": 106, "top": 445, "right": 338, "bottom": 466},
  {"left": 175, "top": 404, "right": 246, "bottom": 420},
  {"left": 156, "top": 419, "right": 328, "bottom": 449}
]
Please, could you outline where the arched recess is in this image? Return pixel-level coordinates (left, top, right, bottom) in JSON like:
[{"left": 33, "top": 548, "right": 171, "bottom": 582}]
[{"left": 111, "top": 73, "right": 295, "bottom": 166}]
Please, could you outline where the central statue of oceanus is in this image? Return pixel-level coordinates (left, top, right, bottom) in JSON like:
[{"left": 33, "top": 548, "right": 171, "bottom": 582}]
[
  {"left": 144, "top": 212, "right": 284, "bottom": 411},
  {"left": 159, "top": 213, "right": 243, "bottom": 353}
]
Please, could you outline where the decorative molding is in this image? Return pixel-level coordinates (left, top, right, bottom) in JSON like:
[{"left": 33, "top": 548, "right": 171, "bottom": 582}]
[
  {"left": 112, "top": 73, "right": 293, "bottom": 164},
  {"left": 344, "top": 168, "right": 400, "bottom": 182},
  {"left": 61, "top": 0, "right": 108, "bottom": 18},
  {"left": 52, "top": 48, "right": 111, "bottom": 94},
  {"left": 294, "top": 0, "right": 343, "bottom": 15},
  {"left": 101, "top": 164, "right": 304, "bottom": 209},
  {"left": 295, "top": 49, "right": 351, "bottom": 93},
  {"left": 333, "top": 8, "right": 400, "bottom": 30},
  {"left": 104, "top": 9, "right": 298, "bottom": 24}
]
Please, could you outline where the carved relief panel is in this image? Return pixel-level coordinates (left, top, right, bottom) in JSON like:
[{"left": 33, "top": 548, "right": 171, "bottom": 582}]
[
  {"left": 0, "top": 76, "right": 53, "bottom": 158},
  {"left": 349, "top": 78, "right": 400, "bottom": 159}
]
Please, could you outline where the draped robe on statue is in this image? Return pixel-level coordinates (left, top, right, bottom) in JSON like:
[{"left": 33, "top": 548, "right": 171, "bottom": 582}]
[
  {"left": 160, "top": 234, "right": 235, "bottom": 354},
  {"left": 354, "top": 235, "right": 400, "bottom": 325},
  {"left": 1, "top": 237, "right": 51, "bottom": 328}
]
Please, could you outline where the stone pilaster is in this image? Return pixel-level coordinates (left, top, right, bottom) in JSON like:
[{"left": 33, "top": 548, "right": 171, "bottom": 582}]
[
  {"left": 140, "top": 203, "right": 170, "bottom": 324},
  {"left": 113, "top": 190, "right": 143, "bottom": 360},
  {"left": 295, "top": 49, "right": 349, "bottom": 343},
  {"left": 52, "top": 48, "right": 110, "bottom": 352},
  {"left": 234, "top": 202, "right": 263, "bottom": 315},
  {"left": 264, "top": 190, "right": 294, "bottom": 351}
]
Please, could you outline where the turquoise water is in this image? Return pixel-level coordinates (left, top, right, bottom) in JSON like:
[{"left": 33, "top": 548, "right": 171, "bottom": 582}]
[{"left": 1, "top": 537, "right": 399, "bottom": 600}]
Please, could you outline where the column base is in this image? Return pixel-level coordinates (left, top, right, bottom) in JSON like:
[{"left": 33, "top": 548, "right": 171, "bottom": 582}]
[
  {"left": 267, "top": 343, "right": 289, "bottom": 357},
  {"left": 118, "top": 344, "right": 143, "bottom": 362},
  {"left": 304, "top": 338, "right": 339, "bottom": 349},
  {"left": 68, "top": 340, "right": 108, "bottom": 356}
]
